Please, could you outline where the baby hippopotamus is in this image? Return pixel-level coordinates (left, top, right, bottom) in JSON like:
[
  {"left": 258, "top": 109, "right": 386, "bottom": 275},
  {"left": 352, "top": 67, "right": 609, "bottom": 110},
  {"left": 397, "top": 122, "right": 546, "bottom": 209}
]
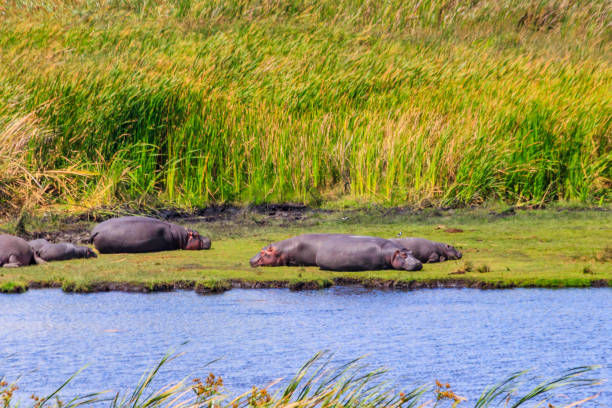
[
  {"left": 0, "top": 234, "right": 45, "bottom": 267},
  {"left": 91, "top": 216, "right": 211, "bottom": 254},
  {"left": 250, "top": 234, "right": 422, "bottom": 271},
  {"left": 390, "top": 238, "right": 462, "bottom": 263},
  {"left": 29, "top": 239, "right": 97, "bottom": 262}
]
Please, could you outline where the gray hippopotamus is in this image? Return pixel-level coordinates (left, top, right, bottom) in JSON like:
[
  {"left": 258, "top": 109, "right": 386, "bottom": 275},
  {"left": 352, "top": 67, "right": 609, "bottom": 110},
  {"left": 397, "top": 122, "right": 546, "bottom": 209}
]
[
  {"left": 91, "top": 216, "right": 211, "bottom": 254},
  {"left": 0, "top": 234, "right": 45, "bottom": 267},
  {"left": 390, "top": 238, "right": 462, "bottom": 263},
  {"left": 250, "top": 234, "right": 422, "bottom": 271},
  {"left": 28, "top": 239, "right": 97, "bottom": 262},
  {"left": 315, "top": 236, "right": 423, "bottom": 271}
]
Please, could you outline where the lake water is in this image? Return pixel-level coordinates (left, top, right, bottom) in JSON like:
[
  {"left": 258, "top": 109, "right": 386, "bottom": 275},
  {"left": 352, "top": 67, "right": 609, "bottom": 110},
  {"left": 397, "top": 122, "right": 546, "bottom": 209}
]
[{"left": 1, "top": 288, "right": 610, "bottom": 405}]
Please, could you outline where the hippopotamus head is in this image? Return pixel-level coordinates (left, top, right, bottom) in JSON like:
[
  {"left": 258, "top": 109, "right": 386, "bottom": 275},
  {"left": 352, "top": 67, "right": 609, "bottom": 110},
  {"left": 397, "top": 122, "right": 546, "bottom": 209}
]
[
  {"left": 391, "top": 250, "right": 423, "bottom": 271},
  {"left": 441, "top": 244, "right": 462, "bottom": 261},
  {"left": 185, "top": 229, "right": 211, "bottom": 250},
  {"left": 250, "top": 246, "right": 286, "bottom": 267}
]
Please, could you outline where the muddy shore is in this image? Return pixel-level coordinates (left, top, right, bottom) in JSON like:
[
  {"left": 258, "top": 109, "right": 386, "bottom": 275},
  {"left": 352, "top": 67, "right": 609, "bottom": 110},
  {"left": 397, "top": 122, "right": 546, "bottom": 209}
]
[{"left": 8, "top": 203, "right": 608, "bottom": 244}]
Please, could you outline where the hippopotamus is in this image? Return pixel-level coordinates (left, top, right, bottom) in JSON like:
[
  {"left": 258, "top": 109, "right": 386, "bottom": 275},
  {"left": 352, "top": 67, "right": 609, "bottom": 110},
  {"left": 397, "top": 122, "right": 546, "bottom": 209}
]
[
  {"left": 314, "top": 236, "right": 423, "bottom": 271},
  {"left": 91, "top": 216, "right": 211, "bottom": 254},
  {"left": 0, "top": 234, "right": 45, "bottom": 267},
  {"left": 32, "top": 241, "right": 97, "bottom": 262},
  {"left": 250, "top": 234, "right": 422, "bottom": 271},
  {"left": 389, "top": 238, "right": 462, "bottom": 263}
]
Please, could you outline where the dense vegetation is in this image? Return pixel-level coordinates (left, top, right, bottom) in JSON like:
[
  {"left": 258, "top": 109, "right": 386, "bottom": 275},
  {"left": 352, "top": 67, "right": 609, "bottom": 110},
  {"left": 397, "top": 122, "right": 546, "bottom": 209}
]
[{"left": 0, "top": 0, "right": 610, "bottom": 213}]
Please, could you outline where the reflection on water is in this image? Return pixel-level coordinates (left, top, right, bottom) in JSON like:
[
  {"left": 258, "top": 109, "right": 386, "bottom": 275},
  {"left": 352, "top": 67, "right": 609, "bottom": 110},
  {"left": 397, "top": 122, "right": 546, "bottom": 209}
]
[{"left": 1, "top": 287, "right": 610, "bottom": 404}]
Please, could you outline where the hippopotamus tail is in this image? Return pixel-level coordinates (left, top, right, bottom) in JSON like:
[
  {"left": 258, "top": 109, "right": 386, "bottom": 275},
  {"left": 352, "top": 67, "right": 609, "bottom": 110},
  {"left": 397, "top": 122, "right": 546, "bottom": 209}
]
[{"left": 88, "top": 232, "right": 97, "bottom": 245}]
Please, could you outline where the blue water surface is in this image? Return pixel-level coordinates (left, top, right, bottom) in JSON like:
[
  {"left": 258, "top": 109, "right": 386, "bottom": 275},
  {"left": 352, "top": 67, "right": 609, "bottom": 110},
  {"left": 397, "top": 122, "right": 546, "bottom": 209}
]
[{"left": 1, "top": 288, "right": 610, "bottom": 405}]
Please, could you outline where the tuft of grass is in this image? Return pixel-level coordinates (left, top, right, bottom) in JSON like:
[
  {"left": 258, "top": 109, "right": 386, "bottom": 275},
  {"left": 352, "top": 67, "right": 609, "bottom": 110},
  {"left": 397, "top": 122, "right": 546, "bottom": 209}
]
[
  {"left": 195, "top": 278, "right": 232, "bottom": 294},
  {"left": 0, "top": 0, "right": 610, "bottom": 212},
  {"left": 476, "top": 264, "right": 491, "bottom": 273},
  {"left": 0, "top": 281, "right": 27, "bottom": 293},
  {"left": 289, "top": 278, "right": 333, "bottom": 291},
  {"left": 595, "top": 246, "right": 612, "bottom": 262},
  {"left": 458, "top": 262, "right": 474, "bottom": 273}
]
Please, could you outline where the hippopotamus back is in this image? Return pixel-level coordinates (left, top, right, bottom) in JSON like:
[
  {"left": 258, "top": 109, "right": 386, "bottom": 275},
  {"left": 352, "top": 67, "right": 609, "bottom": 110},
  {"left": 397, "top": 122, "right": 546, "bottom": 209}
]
[
  {"left": 28, "top": 238, "right": 50, "bottom": 252},
  {"left": 315, "top": 236, "right": 422, "bottom": 271},
  {"left": 390, "top": 238, "right": 462, "bottom": 263},
  {"left": 91, "top": 216, "right": 210, "bottom": 254},
  {"left": 0, "top": 234, "right": 43, "bottom": 267},
  {"left": 37, "top": 243, "right": 97, "bottom": 261}
]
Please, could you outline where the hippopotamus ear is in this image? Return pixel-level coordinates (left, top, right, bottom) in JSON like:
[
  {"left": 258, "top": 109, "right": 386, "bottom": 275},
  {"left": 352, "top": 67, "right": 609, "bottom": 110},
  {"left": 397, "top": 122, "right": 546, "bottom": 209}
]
[{"left": 390, "top": 250, "right": 405, "bottom": 268}]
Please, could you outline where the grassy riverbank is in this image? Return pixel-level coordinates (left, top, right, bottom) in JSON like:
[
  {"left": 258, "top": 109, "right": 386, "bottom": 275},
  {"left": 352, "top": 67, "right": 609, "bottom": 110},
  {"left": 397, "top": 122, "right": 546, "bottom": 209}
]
[
  {"left": 0, "top": 0, "right": 611, "bottom": 213},
  {"left": 0, "top": 208, "right": 610, "bottom": 293}
]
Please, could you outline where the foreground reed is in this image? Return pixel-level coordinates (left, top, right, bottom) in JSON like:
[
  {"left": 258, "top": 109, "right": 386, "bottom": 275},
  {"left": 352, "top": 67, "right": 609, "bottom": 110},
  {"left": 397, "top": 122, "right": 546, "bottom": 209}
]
[{"left": 0, "top": 353, "right": 603, "bottom": 408}]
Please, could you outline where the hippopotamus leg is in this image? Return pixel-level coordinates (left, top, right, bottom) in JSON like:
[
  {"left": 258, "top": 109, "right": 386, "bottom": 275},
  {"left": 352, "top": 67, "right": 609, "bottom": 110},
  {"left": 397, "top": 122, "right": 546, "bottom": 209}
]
[
  {"left": 427, "top": 253, "right": 440, "bottom": 263},
  {"left": 3, "top": 253, "right": 46, "bottom": 267},
  {"left": 3, "top": 255, "right": 23, "bottom": 268}
]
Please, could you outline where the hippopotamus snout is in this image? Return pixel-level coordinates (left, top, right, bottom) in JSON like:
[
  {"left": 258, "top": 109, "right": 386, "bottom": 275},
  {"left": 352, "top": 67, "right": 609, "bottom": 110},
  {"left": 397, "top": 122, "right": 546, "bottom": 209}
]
[
  {"left": 250, "top": 246, "right": 285, "bottom": 267},
  {"left": 406, "top": 257, "right": 423, "bottom": 271},
  {"left": 249, "top": 253, "right": 261, "bottom": 267},
  {"left": 445, "top": 244, "right": 462, "bottom": 260},
  {"left": 392, "top": 250, "right": 423, "bottom": 271},
  {"left": 185, "top": 230, "right": 211, "bottom": 250},
  {"left": 201, "top": 236, "right": 212, "bottom": 250}
]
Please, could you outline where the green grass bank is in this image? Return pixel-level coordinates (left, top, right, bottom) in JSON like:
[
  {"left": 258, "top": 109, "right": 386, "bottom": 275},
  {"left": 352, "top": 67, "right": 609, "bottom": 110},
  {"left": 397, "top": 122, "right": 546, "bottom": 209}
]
[
  {"left": 0, "top": 0, "right": 610, "bottom": 213},
  {"left": 1, "top": 208, "right": 610, "bottom": 293}
]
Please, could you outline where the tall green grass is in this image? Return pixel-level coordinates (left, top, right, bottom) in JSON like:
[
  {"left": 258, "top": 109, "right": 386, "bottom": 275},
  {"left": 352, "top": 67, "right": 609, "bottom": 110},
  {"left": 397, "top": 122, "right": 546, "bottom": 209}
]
[
  {"left": 0, "top": 0, "right": 610, "bottom": 211},
  {"left": 0, "top": 352, "right": 603, "bottom": 407}
]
